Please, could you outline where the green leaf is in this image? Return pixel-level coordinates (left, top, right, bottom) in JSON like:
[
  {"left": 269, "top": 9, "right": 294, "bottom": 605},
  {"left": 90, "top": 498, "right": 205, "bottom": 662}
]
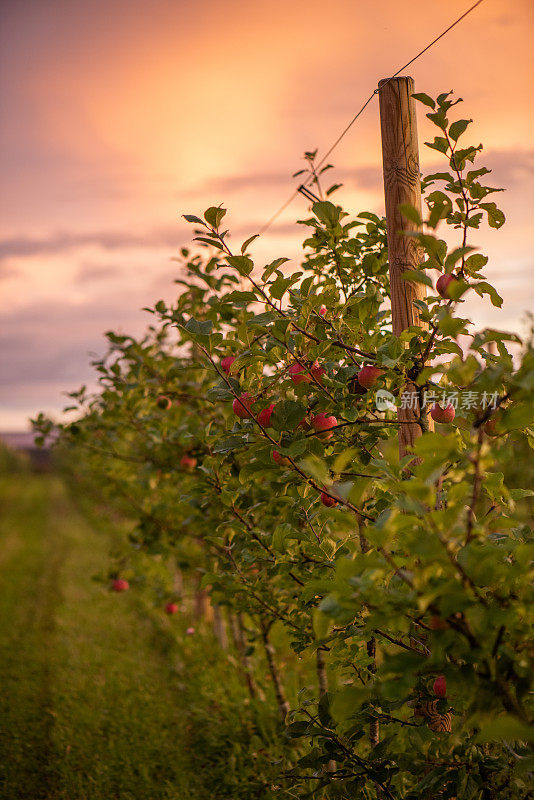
[
  {"left": 204, "top": 206, "right": 226, "bottom": 229},
  {"left": 399, "top": 203, "right": 421, "bottom": 225},
  {"left": 444, "top": 246, "right": 476, "bottom": 270},
  {"left": 463, "top": 253, "right": 488, "bottom": 276},
  {"left": 262, "top": 257, "right": 290, "bottom": 281},
  {"left": 312, "top": 200, "right": 341, "bottom": 227},
  {"left": 402, "top": 269, "right": 432, "bottom": 287},
  {"left": 269, "top": 275, "right": 294, "bottom": 300},
  {"left": 183, "top": 214, "right": 204, "bottom": 225},
  {"left": 412, "top": 92, "right": 435, "bottom": 109},
  {"left": 427, "top": 111, "right": 448, "bottom": 131},
  {"left": 241, "top": 234, "right": 259, "bottom": 254},
  {"left": 194, "top": 236, "right": 225, "bottom": 250},
  {"left": 472, "top": 281, "right": 503, "bottom": 308},
  {"left": 226, "top": 255, "right": 254, "bottom": 276},
  {"left": 475, "top": 716, "right": 534, "bottom": 744},
  {"left": 480, "top": 203, "right": 506, "bottom": 229},
  {"left": 313, "top": 609, "right": 332, "bottom": 640},
  {"left": 425, "top": 136, "right": 449, "bottom": 155},
  {"left": 438, "top": 313, "right": 470, "bottom": 337},
  {"left": 449, "top": 119, "right": 472, "bottom": 141},
  {"left": 185, "top": 317, "right": 213, "bottom": 336}
]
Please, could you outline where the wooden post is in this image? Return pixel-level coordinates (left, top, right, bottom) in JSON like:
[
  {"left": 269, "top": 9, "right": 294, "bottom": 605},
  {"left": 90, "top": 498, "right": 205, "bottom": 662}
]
[
  {"left": 378, "top": 76, "right": 432, "bottom": 458},
  {"left": 379, "top": 81, "right": 452, "bottom": 736}
]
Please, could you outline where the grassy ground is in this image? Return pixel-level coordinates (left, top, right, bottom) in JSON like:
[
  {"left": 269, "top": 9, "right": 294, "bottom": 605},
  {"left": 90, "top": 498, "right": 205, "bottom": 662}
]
[{"left": 0, "top": 471, "right": 203, "bottom": 800}]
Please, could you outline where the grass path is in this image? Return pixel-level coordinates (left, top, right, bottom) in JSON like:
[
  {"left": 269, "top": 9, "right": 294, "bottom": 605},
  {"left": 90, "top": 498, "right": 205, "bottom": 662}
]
[{"left": 0, "top": 473, "right": 201, "bottom": 800}]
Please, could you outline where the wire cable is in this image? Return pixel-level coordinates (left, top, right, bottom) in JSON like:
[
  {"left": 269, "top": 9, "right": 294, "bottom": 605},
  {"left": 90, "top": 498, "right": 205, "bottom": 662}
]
[{"left": 258, "top": 0, "right": 485, "bottom": 235}]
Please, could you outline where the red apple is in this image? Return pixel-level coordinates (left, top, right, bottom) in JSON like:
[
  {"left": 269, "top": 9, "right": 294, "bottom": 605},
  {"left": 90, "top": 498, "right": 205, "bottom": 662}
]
[
  {"left": 436, "top": 274, "right": 458, "bottom": 299},
  {"left": 156, "top": 395, "right": 172, "bottom": 410},
  {"left": 180, "top": 454, "right": 197, "bottom": 470},
  {"left": 357, "top": 365, "right": 384, "bottom": 389},
  {"left": 289, "top": 362, "right": 312, "bottom": 385},
  {"left": 272, "top": 450, "right": 291, "bottom": 467},
  {"left": 112, "top": 578, "right": 129, "bottom": 592},
  {"left": 319, "top": 305, "right": 327, "bottom": 317},
  {"left": 311, "top": 413, "right": 337, "bottom": 441},
  {"left": 320, "top": 490, "right": 338, "bottom": 508},
  {"left": 310, "top": 360, "right": 326, "bottom": 383},
  {"left": 431, "top": 403, "right": 455, "bottom": 424},
  {"left": 232, "top": 392, "right": 255, "bottom": 418},
  {"left": 257, "top": 403, "right": 275, "bottom": 427},
  {"left": 433, "top": 675, "right": 447, "bottom": 697},
  {"left": 221, "top": 356, "right": 236, "bottom": 374},
  {"left": 165, "top": 602, "right": 179, "bottom": 615}
]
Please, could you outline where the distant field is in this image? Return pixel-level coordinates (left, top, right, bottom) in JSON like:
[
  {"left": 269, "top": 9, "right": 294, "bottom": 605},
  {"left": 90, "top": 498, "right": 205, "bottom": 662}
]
[{"left": 0, "top": 473, "right": 202, "bottom": 800}]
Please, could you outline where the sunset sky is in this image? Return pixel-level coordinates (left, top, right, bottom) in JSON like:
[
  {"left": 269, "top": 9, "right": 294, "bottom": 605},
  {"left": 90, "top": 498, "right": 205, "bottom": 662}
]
[{"left": 1, "top": 0, "right": 533, "bottom": 430}]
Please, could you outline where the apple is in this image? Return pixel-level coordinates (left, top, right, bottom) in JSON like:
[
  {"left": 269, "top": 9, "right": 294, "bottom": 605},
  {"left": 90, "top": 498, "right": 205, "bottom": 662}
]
[
  {"left": 431, "top": 403, "right": 455, "bottom": 423},
  {"left": 186, "top": 626, "right": 195, "bottom": 636},
  {"left": 436, "top": 274, "right": 458, "bottom": 299},
  {"left": 232, "top": 392, "right": 255, "bottom": 418},
  {"left": 311, "top": 413, "right": 337, "bottom": 441},
  {"left": 180, "top": 454, "right": 197, "bottom": 470},
  {"left": 433, "top": 675, "right": 447, "bottom": 697},
  {"left": 320, "top": 490, "right": 338, "bottom": 508},
  {"left": 310, "top": 360, "right": 326, "bottom": 383},
  {"left": 357, "top": 365, "right": 384, "bottom": 389},
  {"left": 257, "top": 403, "right": 275, "bottom": 427},
  {"left": 165, "top": 602, "right": 179, "bottom": 615},
  {"left": 319, "top": 305, "right": 327, "bottom": 317},
  {"left": 112, "top": 578, "right": 129, "bottom": 592},
  {"left": 221, "top": 356, "right": 236, "bottom": 374},
  {"left": 272, "top": 450, "right": 291, "bottom": 467},
  {"left": 288, "top": 362, "right": 312, "bottom": 385},
  {"left": 156, "top": 395, "right": 172, "bottom": 410}
]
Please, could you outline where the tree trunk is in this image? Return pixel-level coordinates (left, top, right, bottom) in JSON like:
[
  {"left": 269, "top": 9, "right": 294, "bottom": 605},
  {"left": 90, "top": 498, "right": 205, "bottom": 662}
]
[{"left": 260, "top": 620, "right": 290, "bottom": 721}]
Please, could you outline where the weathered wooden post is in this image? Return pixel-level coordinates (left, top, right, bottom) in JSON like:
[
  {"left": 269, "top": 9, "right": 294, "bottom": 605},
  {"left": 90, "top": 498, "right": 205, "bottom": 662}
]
[
  {"left": 378, "top": 76, "right": 433, "bottom": 458},
  {"left": 379, "top": 78, "right": 451, "bottom": 735}
]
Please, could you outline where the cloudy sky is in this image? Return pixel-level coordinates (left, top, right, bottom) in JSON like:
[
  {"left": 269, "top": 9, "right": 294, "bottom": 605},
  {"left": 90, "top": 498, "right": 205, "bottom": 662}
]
[{"left": 1, "top": 0, "right": 533, "bottom": 430}]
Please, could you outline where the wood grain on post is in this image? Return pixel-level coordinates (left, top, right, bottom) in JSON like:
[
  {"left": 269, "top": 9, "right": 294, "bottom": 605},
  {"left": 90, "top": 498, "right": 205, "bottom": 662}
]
[{"left": 378, "top": 76, "right": 432, "bottom": 459}]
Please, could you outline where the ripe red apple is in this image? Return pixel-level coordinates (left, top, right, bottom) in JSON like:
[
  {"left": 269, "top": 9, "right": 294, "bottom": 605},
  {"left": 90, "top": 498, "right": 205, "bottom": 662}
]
[
  {"left": 288, "top": 362, "right": 312, "bottom": 385},
  {"left": 112, "top": 578, "right": 129, "bottom": 592},
  {"left": 232, "top": 392, "right": 255, "bottom": 418},
  {"left": 436, "top": 273, "right": 458, "bottom": 299},
  {"left": 180, "top": 454, "right": 197, "bottom": 470},
  {"left": 221, "top": 356, "right": 236, "bottom": 374},
  {"left": 272, "top": 450, "right": 291, "bottom": 467},
  {"left": 433, "top": 675, "right": 447, "bottom": 697},
  {"left": 156, "top": 395, "right": 172, "bottom": 410},
  {"left": 319, "top": 305, "right": 327, "bottom": 317},
  {"left": 310, "top": 360, "right": 326, "bottom": 383},
  {"left": 431, "top": 403, "right": 455, "bottom": 423},
  {"left": 257, "top": 403, "right": 275, "bottom": 427},
  {"left": 357, "top": 365, "right": 384, "bottom": 389},
  {"left": 165, "top": 602, "right": 179, "bottom": 615},
  {"left": 320, "top": 490, "right": 338, "bottom": 508},
  {"left": 311, "top": 413, "right": 337, "bottom": 441}
]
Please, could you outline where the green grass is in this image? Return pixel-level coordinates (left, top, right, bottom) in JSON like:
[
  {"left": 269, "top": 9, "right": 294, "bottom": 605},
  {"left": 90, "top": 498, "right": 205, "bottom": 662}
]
[{"left": 0, "top": 472, "right": 202, "bottom": 800}]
